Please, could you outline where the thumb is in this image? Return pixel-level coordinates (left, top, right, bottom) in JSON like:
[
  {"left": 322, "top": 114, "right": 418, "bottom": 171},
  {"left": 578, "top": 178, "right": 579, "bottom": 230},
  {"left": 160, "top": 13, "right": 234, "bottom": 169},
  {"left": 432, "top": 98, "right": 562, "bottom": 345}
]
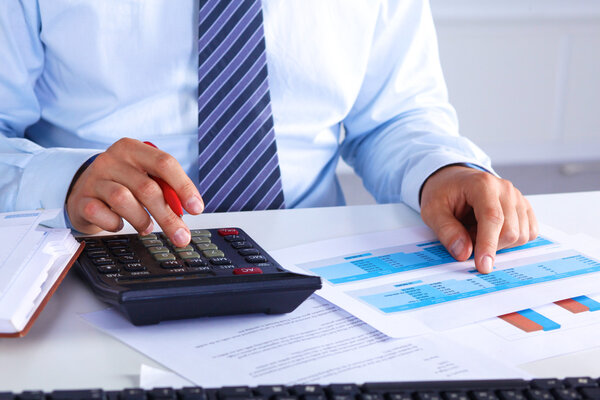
[{"left": 422, "top": 207, "right": 473, "bottom": 261}]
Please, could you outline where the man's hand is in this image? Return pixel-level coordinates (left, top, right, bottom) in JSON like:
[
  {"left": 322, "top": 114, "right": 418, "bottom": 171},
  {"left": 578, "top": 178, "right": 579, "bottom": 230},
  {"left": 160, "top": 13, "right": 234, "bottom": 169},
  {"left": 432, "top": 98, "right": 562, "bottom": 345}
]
[
  {"left": 420, "top": 165, "right": 538, "bottom": 274},
  {"left": 66, "top": 138, "right": 204, "bottom": 247}
]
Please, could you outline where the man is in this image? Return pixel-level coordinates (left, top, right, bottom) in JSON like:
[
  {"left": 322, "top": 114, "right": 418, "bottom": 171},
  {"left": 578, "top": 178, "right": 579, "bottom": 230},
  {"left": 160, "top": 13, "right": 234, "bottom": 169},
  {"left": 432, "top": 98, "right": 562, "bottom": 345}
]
[{"left": 0, "top": 0, "right": 537, "bottom": 273}]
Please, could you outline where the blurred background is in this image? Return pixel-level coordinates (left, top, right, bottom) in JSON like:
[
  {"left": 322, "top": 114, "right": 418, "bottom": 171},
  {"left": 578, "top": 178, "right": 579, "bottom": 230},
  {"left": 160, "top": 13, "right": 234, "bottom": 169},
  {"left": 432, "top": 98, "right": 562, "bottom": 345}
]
[{"left": 338, "top": 0, "right": 600, "bottom": 205}]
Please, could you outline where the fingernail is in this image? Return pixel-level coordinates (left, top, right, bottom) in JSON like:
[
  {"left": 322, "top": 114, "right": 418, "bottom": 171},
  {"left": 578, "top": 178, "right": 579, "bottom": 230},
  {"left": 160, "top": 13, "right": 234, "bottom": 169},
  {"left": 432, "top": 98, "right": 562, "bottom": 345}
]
[
  {"left": 141, "top": 220, "right": 154, "bottom": 236},
  {"left": 186, "top": 196, "right": 204, "bottom": 214},
  {"left": 481, "top": 255, "right": 494, "bottom": 274},
  {"left": 450, "top": 238, "right": 465, "bottom": 258},
  {"left": 173, "top": 228, "right": 190, "bottom": 247},
  {"left": 117, "top": 219, "right": 124, "bottom": 231}
]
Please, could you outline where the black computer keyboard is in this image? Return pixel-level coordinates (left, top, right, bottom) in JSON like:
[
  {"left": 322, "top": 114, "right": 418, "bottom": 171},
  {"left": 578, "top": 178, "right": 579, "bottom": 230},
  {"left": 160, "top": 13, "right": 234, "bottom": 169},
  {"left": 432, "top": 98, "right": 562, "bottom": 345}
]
[{"left": 3, "top": 378, "right": 600, "bottom": 400}]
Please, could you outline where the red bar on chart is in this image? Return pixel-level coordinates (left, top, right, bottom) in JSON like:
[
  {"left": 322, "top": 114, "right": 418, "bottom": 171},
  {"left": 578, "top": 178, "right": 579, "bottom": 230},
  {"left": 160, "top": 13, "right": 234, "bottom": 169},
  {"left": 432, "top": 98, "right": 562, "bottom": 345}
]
[
  {"left": 555, "top": 298, "right": 590, "bottom": 314},
  {"left": 499, "top": 312, "right": 544, "bottom": 332}
]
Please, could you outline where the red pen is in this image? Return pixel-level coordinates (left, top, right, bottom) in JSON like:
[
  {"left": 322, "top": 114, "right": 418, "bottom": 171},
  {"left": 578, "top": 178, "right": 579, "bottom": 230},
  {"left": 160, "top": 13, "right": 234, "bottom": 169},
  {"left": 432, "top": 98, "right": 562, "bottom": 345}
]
[{"left": 143, "top": 141, "right": 184, "bottom": 217}]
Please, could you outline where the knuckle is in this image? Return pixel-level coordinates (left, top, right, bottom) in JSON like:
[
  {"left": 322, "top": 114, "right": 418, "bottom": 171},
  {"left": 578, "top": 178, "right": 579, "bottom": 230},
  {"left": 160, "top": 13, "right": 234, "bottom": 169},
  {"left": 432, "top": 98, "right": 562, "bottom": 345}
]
[
  {"left": 107, "top": 186, "right": 132, "bottom": 207},
  {"left": 482, "top": 206, "right": 504, "bottom": 226},
  {"left": 155, "top": 153, "right": 177, "bottom": 171},
  {"left": 502, "top": 226, "right": 520, "bottom": 244},
  {"left": 82, "top": 200, "right": 101, "bottom": 220},
  {"left": 136, "top": 179, "right": 161, "bottom": 199}
]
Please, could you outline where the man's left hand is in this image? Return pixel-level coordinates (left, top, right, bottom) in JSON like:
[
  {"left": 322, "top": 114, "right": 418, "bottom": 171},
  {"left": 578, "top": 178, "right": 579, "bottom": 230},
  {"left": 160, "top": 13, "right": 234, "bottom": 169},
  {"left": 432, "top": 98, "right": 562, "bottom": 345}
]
[{"left": 420, "top": 165, "right": 538, "bottom": 274}]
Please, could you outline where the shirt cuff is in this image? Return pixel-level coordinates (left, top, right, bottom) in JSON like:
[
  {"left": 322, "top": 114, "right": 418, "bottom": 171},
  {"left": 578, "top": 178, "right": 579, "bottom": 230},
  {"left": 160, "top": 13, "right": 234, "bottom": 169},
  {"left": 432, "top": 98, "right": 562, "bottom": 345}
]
[
  {"left": 401, "top": 155, "right": 496, "bottom": 213},
  {"left": 15, "top": 148, "right": 102, "bottom": 228}
]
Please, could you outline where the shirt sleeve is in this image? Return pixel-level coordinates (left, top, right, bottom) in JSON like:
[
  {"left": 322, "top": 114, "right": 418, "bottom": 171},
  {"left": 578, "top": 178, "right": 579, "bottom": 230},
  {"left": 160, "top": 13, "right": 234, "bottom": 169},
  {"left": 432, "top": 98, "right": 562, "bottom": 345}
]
[
  {"left": 0, "top": 1, "right": 98, "bottom": 227},
  {"left": 340, "top": 0, "right": 494, "bottom": 212}
]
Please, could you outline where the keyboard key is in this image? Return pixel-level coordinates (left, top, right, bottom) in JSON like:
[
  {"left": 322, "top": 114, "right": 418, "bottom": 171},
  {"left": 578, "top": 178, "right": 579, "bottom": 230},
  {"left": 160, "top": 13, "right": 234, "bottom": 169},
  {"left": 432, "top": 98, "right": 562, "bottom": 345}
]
[
  {"left": 203, "top": 249, "right": 225, "bottom": 258},
  {"left": 179, "top": 387, "right": 206, "bottom": 400},
  {"left": 255, "top": 386, "right": 289, "bottom": 397},
  {"left": 579, "top": 388, "right": 600, "bottom": 400},
  {"left": 149, "top": 388, "right": 176, "bottom": 400},
  {"left": 291, "top": 385, "right": 324, "bottom": 396},
  {"left": 86, "top": 250, "right": 110, "bottom": 258},
  {"left": 443, "top": 392, "right": 469, "bottom": 400},
  {"left": 210, "top": 257, "right": 232, "bottom": 265},
  {"left": 245, "top": 255, "right": 267, "bottom": 264},
  {"left": 148, "top": 246, "right": 170, "bottom": 254},
  {"left": 565, "top": 378, "right": 597, "bottom": 388},
  {"left": 553, "top": 389, "right": 581, "bottom": 400},
  {"left": 532, "top": 379, "right": 564, "bottom": 390},
  {"left": 97, "top": 265, "right": 119, "bottom": 274},
  {"left": 196, "top": 243, "right": 218, "bottom": 251},
  {"left": 124, "top": 263, "right": 145, "bottom": 272},
  {"left": 19, "top": 392, "right": 44, "bottom": 400},
  {"left": 223, "top": 235, "right": 244, "bottom": 242},
  {"left": 470, "top": 391, "right": 499, "bottom": 400},
  {"left": 111, "top": 248, "right": 135, "bottom": 256},
  {"left": 91, "top": 257, "right": 115, "bottom": 265},
  {"left": 387, "top": 393, "right": 413, "bottom": 400},
  {"left": 118, "top": 256, "right": 140, "bottom": 264},
  {"left": 142, "top": 239, "right": 163, "bottom": 247},
  {"left": 179, "top": 251, "right": 202, "bottom": 260},
  {"left": 139, "top": 233, "right": 158, "bottom": 240},
  {"left": 192, "top": 236, "right": 211, "bottom": 244},
  {"left": 218, "top": 228, "right": 239, "bottom": 236},
  {"left": 238, "top": 248, "right": 260, "bottom": 256},
  {"left": 498, "top": 390, "right": 526, "bottom": 400},
  {"left": 191, "top": 229, "right": 211, "bottom": 237},
  {"left": 328, "top": 384, "right": 360, "bottom": 396},
  {"left": 103, "top": 238, "right": 129, "bottom": 245},
  {"left": 154, "top": 253, "right": 176, "bottom": 262},
  {"left": 359, "top": 394, "right": 383, "bottom": 400},
  {"left": 174, "top": 245, "right": 194, "bottom": 253},
  {"left": 185, "top": 258, "right": 208, "bottom": 268},
  {"left": 526, "top": 389, "right": 553, "bottom": 400},
  {"left": 51, "top": 390, "right": 104, "bottom": 400},
  {"left": 415, "top": 392, "right": 442, "bottom": 400},
  {"left": 0, "top": 393, "right": 14, "bottom": 400},
  {"left": 219, "top": 386, "right": 252, "bottom": 397},
  {"left": 120, "top": 389, "right": 146, "bottom": 400},
  {"left": 233, "top": 267, "right": 263, "bottom": 275},
  {"left": 231, "top": 241, "right": 252, "bottom": 249},
  {"left": 161, "top": 260, "right": 184, "bottom": 269}
]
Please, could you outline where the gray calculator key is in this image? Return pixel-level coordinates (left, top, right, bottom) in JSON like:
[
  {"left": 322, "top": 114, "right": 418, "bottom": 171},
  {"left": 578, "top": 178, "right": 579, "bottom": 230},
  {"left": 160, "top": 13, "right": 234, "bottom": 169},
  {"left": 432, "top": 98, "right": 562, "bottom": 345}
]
[
  {"left": 192, "top": 236, "right": 211, "bottom": 245},
  {"left": 148, "top": 246, "right": 169, "bottom": 254},
  {"left": 142, "top": 239, "right": 163, "bottom": 247},
  {"left": 174, "top": 245, "right": 194, "bottom": 252},
  {"left": 153, "top": 252, "right": 176, "bottom": 262},
  {"left": 196, "top": 243, "right": 218, "bottom": 251},
  {"left": 203, "top": 249, "right": 225, "bottom": 258},
  {"left": 191, "top": 229, "right": 211, "bottom": 237},
  {"left": 179, "top": 251, "right": 201, "bottom": 260}
]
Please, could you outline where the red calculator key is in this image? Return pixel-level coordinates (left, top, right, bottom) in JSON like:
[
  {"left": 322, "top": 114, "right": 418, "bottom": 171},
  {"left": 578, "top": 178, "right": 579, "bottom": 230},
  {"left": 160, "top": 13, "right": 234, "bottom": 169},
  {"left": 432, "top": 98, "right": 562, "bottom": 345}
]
[
  {"left": 218, "top": 228, "right": 239, "bottom": 236},
  {"left": 233, "top": 267, "right": 263, "bottom": 275}
]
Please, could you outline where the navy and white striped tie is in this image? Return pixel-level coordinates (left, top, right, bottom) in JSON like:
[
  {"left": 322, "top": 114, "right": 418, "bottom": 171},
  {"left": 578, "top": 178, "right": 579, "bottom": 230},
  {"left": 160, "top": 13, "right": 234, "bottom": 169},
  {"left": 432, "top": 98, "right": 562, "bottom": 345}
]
[{"left": 198, "top": 0, "right": 285, "bottom": 213}]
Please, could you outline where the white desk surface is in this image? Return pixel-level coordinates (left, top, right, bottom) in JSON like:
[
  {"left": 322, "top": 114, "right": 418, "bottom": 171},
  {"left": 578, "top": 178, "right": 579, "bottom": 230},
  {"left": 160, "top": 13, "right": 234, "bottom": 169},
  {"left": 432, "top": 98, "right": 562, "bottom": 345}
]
[{"left": 1, "top": 191, "right": 600, "bottom": 391}]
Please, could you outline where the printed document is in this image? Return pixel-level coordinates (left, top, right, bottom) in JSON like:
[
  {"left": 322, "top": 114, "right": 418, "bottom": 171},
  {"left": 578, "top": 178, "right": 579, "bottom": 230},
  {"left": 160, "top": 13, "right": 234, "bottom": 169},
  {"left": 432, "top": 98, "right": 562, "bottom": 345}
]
[
  {"left": 271, "top": 224, "right": 600, "bottom": 337},
  {"left": 84, "top": 296, "right": 526, "bottom": 386}
]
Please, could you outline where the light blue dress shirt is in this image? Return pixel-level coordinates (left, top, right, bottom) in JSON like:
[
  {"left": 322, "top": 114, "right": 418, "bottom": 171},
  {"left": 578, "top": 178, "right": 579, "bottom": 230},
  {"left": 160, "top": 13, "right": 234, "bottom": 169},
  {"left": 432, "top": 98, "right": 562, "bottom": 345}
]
[{"left": 0, "top": 0, "right": 492, "bottom": 227}]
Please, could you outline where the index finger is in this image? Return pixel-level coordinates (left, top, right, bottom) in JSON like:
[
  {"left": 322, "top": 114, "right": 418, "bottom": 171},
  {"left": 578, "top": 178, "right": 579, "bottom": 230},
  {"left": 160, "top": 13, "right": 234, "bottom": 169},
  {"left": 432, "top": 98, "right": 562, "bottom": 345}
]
[
  {"left": 472, "top": 195, "right": 504, "bottom": 274},
  {"left": 136, "top": 141, "right": 204, "bottom": 215}
]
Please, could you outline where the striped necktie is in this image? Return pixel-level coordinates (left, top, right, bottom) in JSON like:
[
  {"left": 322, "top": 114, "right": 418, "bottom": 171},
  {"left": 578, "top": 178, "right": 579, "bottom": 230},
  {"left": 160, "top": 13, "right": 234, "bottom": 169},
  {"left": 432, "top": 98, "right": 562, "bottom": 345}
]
[{"left": 198, "top": 0, "right": 285, "bottom": 213}]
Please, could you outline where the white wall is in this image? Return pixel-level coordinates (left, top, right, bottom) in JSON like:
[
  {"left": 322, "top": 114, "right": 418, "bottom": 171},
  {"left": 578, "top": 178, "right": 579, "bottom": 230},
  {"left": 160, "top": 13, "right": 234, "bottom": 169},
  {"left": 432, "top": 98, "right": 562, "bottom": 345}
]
[{"left": 431, "top": 0, "right": 600, "bottom": 165}]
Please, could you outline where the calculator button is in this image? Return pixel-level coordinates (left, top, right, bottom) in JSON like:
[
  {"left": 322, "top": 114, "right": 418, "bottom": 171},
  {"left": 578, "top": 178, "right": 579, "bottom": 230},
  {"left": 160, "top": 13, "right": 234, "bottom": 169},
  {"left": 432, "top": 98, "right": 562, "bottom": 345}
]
[
  {"left": 191, "top": 229, "right": 212, "bottom": 237},
  {"left": 203, "top": 249, "right": 225, "bottom": 258},
  {"left": 83, "top": 240, "right": 102, "bottom": 249},
  {"left": 86, "top": 250, "right": 110, "bottom": 258},
  {"left": 142, "top": 239, "right": 163, "bottom": 247},
  {"left": 185, "top": 258, "right": 208, "bottom": 268},
  {"left": 96, "top": 265, "right": 118, "bottom": 274},
  {"left": 124, "top": 263, "right": 146, "bottom": 272},
  {"left": 148, "top": 246, "right": 170, "bottom": 254},
  {"left": 161, "top": 260, "right": 184, "bottom": 269},
  {"left": 118, "top": 255, "right": 140, "bottom": 264},
  {"left": 103, "top": 238, "right": 129, "bottom": 245},
  {"left": 153, "top": 253, "right": 176, "bottom": 262},
  {"left": 210, "top": 257, "right": 232, "bottom": 265},
  {"left": 111, "top": 248, "right": 134, "bottom": 256},
  {"left": 179, "top": 251, "right": 201, "bottom": 260},
  {"left": 254, "top": 263, "right": 272, "bottom": 268},
  {"left": 196, "top": 243, "right": 218, "bottom": 251},
  {"left": 233, "top": 267, "right": 263, "bottom": 275},
  {"left": 192, "top": 236, "right": 211, "bottom": 244},
  {"left": 223, "top": 234, "right": 244, "bottom": 242},
  {"left": 174, "top": 245, "right": 194, "bottom": 252},
  {"left": 246, "top": 255, "right": 268, "bottom": 264},
  {"left": 91, "top": 257, "right": 115, "bottom": 265},
  {"left": 231, "top": 241, "right": 252, "bottom": 249},
  {"left": 238, "top": 248, "right": 260, "bottom": 256},
  {"left": 218, "top": 228, "right": 239, "bottom": 236},
  {"left": 139, "top": 233, "right": 158, "bottom": 240}
]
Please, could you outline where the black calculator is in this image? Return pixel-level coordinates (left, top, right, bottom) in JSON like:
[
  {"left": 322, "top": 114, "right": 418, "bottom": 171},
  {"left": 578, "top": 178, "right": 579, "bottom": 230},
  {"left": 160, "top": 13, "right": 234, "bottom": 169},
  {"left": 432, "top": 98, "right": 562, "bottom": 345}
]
[{"left": 75, "top": 228, "right": 321, "bottom": 325}]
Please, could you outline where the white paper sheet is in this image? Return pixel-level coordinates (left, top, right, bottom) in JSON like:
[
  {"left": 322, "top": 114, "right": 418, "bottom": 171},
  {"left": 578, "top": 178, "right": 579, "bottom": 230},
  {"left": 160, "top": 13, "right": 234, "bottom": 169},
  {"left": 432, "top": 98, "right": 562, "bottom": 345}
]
[
  {"left": 139, "top": 364, "right": 194, "bottom": 389},
  {"left": 84, "top": 296, "right": 528, "bottom": 387},
  {"left": 271, "top": 224, "right": 600, "bottom": 337}
]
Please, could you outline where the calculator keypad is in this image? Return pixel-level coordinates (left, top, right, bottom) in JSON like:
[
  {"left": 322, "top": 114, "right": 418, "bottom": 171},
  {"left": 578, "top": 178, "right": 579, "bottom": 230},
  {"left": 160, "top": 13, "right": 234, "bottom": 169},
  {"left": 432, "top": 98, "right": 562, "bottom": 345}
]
[{"left": 81, "top": 228, "right": 279, "bottom": 283}]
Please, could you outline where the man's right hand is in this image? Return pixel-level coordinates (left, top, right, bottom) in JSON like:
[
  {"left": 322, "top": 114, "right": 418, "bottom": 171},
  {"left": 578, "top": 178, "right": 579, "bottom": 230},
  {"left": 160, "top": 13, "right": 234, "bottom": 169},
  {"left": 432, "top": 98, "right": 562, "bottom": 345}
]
[{"left": 66, "top": 138, "right": 204, "bottom": 247}]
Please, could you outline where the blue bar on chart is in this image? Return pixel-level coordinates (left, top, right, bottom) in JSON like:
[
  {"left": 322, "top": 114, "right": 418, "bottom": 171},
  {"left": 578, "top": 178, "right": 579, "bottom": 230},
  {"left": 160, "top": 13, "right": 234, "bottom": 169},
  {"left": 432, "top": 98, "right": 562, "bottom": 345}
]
[
  {"left": 309, "top": 236, "right": 553, "bottom": 284},
  {"left": 516, "top": 309, "right": 561, "bottom": 331},
  {"left": 572, "top": 295, "right": 600, "bottom": 311},
  {"left": 353, "top": 253, "right": 600, "bottom": 314}
]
